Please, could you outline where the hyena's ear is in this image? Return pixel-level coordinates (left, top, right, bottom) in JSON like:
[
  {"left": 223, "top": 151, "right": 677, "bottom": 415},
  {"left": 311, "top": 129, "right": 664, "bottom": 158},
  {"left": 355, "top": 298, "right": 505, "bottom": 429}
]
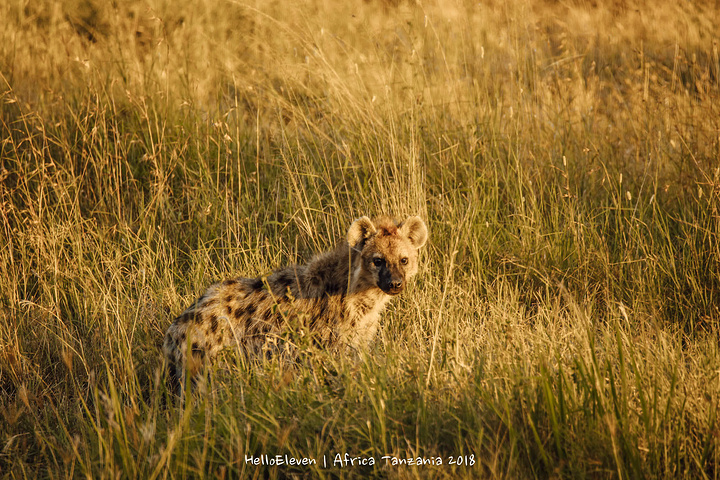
[
  {"left": 399, "top": 216, "right": 428, "bottom": 249},
  {"left": 347, "top": 216, "right": 377, "bottom": 248}
]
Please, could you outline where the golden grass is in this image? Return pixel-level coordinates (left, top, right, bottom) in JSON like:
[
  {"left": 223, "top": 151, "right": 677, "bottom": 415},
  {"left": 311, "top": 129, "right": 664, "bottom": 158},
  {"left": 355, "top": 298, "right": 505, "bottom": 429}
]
[{"left": 1, "top": 0, "right": 719, "bottom": 477}]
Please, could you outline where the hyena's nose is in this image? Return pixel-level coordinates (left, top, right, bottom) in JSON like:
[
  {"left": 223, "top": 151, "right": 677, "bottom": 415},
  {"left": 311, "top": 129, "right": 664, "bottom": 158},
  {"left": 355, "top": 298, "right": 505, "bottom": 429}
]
[{"left": 389, "top": 280, "right": 403, "bottom": 292}]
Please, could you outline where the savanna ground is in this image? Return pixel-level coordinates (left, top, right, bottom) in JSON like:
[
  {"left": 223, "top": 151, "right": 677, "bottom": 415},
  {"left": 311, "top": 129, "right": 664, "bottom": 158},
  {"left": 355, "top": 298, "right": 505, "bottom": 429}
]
[{"left": 1, "top": 0, "right": 720, "bottom": 478}]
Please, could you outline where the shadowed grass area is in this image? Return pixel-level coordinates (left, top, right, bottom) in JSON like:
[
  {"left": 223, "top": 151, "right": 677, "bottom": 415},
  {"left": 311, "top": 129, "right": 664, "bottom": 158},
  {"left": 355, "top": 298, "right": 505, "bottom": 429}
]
[{"left": 1, "top": 0, "right": 719, "bottom": 477}]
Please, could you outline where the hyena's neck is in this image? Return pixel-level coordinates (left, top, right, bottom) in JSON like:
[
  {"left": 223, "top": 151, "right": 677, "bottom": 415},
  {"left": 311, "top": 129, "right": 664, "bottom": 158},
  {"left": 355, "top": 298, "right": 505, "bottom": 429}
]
[
  {"left": 340, "top": 288, "right": 391, "bottom": 350},
  {"left": 306, "top": 242, "right": 367, "bottom": 296}
]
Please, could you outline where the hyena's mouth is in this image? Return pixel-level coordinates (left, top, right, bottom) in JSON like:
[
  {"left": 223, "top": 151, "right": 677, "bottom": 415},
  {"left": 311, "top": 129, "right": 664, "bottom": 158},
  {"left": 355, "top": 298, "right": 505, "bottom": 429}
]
[{"left": 381, "top": 285, "right": 404, "bottom": 296}]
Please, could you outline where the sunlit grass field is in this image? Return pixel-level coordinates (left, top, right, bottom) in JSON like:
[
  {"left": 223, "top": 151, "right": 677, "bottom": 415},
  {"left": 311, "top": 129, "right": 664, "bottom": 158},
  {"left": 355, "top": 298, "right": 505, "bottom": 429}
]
[{"left": 1, "top": 0, "right": 719, "bottom": 477}]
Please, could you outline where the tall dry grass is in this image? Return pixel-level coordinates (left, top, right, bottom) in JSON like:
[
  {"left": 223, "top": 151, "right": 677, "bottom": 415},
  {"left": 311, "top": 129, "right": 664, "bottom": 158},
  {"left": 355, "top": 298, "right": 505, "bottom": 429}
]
[{"left": 1, "top": 0, "right": 719, "bottom": 477}]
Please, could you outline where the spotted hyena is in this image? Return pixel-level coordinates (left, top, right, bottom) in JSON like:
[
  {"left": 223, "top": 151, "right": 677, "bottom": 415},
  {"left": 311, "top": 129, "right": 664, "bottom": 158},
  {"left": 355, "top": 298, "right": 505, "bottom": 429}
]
[{"left": 163, "top": 215, "right": 428, "bottom": 394}]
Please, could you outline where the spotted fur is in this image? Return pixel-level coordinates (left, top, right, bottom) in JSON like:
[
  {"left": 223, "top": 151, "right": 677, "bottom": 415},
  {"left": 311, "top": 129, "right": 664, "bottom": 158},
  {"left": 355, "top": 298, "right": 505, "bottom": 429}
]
[{"left": 163, "top": 215, "right": 428, "bottom": 395}]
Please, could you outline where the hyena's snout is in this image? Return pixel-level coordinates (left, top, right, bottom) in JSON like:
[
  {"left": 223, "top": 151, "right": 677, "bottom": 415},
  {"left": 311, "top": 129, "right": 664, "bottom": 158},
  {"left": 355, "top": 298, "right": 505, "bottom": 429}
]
[{"left": 378, "top": 266, "right": 406, "bottom": 295}]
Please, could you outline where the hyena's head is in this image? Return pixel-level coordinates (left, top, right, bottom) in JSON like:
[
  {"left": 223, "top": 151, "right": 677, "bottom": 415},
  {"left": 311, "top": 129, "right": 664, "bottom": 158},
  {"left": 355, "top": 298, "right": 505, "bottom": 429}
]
[{"left": 347, "top": 215, "right": 428, "bottom": 295}]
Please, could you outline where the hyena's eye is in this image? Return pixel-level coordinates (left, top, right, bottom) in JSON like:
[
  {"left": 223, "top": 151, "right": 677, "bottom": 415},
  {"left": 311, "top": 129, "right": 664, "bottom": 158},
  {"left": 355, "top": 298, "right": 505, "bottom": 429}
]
[
  {"left": 400, "top": 257, "right": 409, "bottom": 265},
  {"left": 372, "top": 258, "right": 384, "bottom": 267}
]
